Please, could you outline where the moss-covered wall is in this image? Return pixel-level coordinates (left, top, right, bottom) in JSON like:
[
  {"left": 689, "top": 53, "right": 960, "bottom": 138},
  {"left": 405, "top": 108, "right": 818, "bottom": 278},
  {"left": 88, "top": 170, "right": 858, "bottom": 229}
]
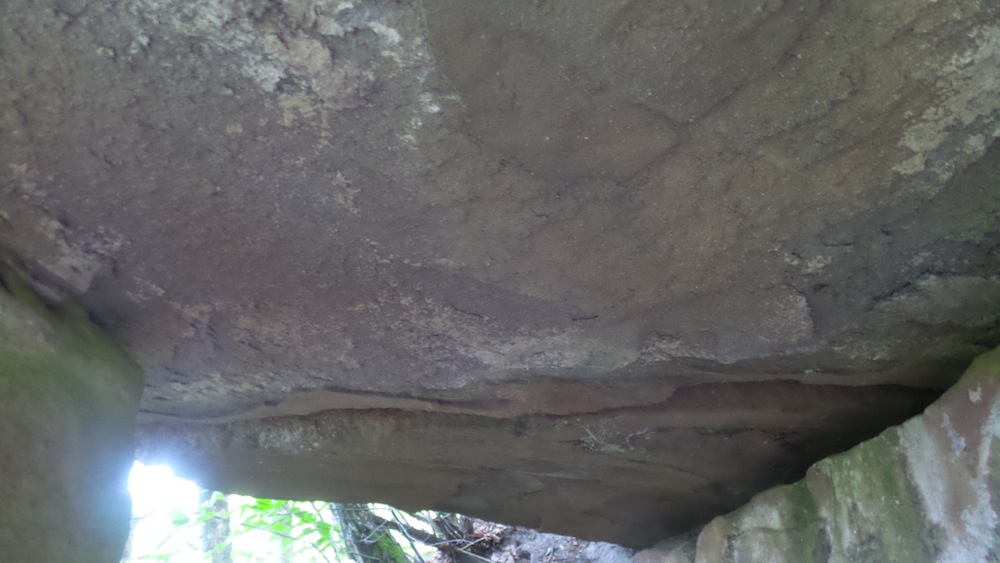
[
  {"left": 0, "top": 262, "right": 144, "bottom": 562},
  {"left": 691, "top": 347, "right": 1000, "bottom": 562}
]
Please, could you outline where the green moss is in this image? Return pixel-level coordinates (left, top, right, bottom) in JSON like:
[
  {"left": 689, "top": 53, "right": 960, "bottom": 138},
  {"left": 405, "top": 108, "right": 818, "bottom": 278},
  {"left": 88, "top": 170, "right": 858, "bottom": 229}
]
[
  {"left": 0, "top": 260, "right": 45, "bottom": 308},
  {"left": 0, "top": 261, "right": 144, "bottom": 562},
  {"left": 819, "top": 433, "right": 932, "bottom": 562},
  {"left": 0, "top": 263, "right": 143, "bottom": 430},
  {"left": 749, "top": 482, "right": 827, "bottom": 561}
]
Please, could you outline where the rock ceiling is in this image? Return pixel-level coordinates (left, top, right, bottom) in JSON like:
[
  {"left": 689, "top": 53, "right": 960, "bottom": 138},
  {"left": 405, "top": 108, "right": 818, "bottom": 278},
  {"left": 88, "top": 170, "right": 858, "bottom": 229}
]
[{"left": 1, "top": 0, "right": 998, "bottom": 546}]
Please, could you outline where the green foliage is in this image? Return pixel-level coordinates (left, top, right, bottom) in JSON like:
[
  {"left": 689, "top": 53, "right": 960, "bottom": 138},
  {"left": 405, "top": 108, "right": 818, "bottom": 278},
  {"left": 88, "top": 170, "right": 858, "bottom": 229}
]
[
  {"left": 127, "top": 491, "right": 450, "bottom": 562},
  {"left": 228, "top": 498, "right": 347, "bottom": 561}
]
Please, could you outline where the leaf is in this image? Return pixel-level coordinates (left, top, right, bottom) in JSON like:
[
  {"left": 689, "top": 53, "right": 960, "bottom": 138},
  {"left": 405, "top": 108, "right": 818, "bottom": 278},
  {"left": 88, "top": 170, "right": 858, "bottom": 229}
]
[{"left": 170, "top": 508, "right": 190, "bottom": 527}]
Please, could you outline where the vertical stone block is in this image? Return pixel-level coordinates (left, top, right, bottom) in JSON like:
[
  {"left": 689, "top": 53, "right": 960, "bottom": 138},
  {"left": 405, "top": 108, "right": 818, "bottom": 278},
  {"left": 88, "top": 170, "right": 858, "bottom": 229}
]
[
  {"left": 0, "top": 263, "right": 144, "bottom": 562},
  {"left": 695, "top": 347, "right": 1000, "bottom": 562}
]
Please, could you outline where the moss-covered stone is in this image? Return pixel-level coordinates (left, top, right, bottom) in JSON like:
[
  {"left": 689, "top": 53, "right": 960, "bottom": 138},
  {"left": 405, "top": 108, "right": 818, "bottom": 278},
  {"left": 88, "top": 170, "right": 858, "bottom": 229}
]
[
  {"left": 695, "top": 347, "right": 1000, "bottom": 562},
  {"left": 0, "top": 262, "right": 144, "bottom": 562}
]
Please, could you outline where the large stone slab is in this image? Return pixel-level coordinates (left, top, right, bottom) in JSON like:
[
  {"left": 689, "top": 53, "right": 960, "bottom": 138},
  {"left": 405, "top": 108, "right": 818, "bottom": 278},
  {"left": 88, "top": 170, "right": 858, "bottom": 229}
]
[
  {"left": 1, "top": 0, "right": 999, "bottom": 547},
  {"left": 137, "top": 379, "right": 936, "bottom": 547},
  {"left": 0, "top": 262, "right": 144, "bottom": 562}
]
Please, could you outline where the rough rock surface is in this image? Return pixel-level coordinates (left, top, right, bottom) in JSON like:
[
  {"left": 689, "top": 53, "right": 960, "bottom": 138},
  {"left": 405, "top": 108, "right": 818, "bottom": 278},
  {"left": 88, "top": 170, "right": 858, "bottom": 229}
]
[
  {"left": 1, "top": 0, "right": 999, "bottom": 547},
  {"left": 689, "top": 345, "right": 1000, "bottom": 563},
  {"left": 138, "top": 379, "right": 936, "bottom": 547},
  {"left": 462, "top": 519, "right": 636, "bottom": 563},
  {"left": 0, "top": 263, "right": 144, "bottom": 562}
]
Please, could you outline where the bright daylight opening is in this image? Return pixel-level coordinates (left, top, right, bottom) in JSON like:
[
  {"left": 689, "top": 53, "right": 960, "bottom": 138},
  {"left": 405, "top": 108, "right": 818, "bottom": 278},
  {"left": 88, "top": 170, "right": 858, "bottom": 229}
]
[
  {"left": 122, "top": 461, "right": 457, "bottom": 562},
  {"left": 124, "top": 461, "right": 209, "bottom": 562}
]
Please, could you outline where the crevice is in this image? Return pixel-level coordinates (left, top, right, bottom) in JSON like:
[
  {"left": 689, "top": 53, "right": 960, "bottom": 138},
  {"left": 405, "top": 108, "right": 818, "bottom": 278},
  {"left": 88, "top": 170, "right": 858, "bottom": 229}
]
[{"left": 446, "top": 302, "right": 483, "bottom": 319}]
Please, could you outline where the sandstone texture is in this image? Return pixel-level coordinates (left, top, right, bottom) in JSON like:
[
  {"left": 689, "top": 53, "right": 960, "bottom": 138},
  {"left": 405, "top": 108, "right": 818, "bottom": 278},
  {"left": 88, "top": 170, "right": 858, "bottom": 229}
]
[
  {"left": 0, "top": 262, "right": 144, "bottom": 562},
  {"left": 691, "top": 345, "right": 1000, "bottom": 563},
  {"left": 1, "top": 0, "right": 999, "bottom": 548},
  {"left": 137, "top": 378, "right": 936, "bottom": 547}
]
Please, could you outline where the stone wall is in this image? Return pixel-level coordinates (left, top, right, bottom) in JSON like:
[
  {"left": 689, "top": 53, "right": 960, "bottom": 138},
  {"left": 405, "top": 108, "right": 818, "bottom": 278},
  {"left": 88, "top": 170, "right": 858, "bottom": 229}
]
[
  {"left": 635, "top": 346, "right": 1000, "bottom": 562},
  {"left": 0, "top": 262, "right": 144, "bottom": 562}
]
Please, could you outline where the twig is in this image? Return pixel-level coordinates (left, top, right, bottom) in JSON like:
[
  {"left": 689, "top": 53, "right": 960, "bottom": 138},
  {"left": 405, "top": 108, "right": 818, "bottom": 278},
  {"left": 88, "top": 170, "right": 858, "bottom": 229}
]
[
  {"left": 390, "top": 509, "right": 427, "bottom": 563},
  {"left": 241, "top": 522, "right": 332, "bottom": 563}
]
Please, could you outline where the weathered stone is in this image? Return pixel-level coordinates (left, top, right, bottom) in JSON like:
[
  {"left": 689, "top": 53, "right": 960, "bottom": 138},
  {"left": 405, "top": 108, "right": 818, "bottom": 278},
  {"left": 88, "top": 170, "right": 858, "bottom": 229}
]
[
  {"left": 632, "top": 534, "right": 697, "bottom": 563},
  {"left": 695, "top": 345, "right": 1000, "bottom": 562},
  {"left": 0, "top": 0, "right": 999, "bottom": 549},
  {"left": 0, "top": 262, "right": 144, "bottom": 562},
  {"left": 480, "top": 522, "right": 636, "bottom": 563},
  {"left": 137, "top": 380, "right": 936, "bottom": 547}
]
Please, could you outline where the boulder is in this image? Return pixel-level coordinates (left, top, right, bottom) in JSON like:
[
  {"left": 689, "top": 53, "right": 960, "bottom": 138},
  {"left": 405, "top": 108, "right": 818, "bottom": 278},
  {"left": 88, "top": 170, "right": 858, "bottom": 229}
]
[
  {"left": 0, "top": 0, "right": 998, "bottom": 548},
  {"left": 695, "top": 345, "right": 1000, "bottom": 562},
  {"left": 0, "top": 262, "right": 144, "bottom": 562}
]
